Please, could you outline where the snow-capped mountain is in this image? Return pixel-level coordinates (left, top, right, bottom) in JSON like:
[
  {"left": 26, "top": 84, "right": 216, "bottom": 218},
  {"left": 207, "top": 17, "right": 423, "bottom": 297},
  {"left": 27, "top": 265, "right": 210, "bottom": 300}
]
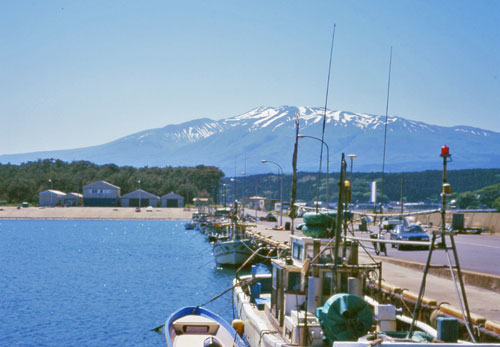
[{"left": 1, "top": 106, "right": 498, "bottom": 174}]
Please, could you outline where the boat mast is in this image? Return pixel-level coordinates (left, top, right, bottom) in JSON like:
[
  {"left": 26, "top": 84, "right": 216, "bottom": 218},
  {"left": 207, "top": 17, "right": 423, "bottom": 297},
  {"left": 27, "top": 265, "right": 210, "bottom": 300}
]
[
  {"left": 379, "top": 46, "right": 393, "bottom": 215},
  {"left": 289, "top": 115, "right": 299, "bottom": 234},
  {"left": 315, "top": 24, "right": 336, "bottom": 212}
]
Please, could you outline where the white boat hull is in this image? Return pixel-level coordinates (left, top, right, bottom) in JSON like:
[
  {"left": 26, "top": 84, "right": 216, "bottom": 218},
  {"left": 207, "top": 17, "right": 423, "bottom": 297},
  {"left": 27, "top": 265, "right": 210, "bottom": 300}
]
[
  {"left": 213, "top": 240, "right": 253, "bottom": 265},
  {"left": 233, "top": 274, "right": 287, "bottom": 347}
]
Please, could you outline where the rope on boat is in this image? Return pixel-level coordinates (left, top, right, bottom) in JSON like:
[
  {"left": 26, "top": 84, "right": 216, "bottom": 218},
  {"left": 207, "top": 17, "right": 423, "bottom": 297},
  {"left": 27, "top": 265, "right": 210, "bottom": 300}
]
[{"left": 199, "top": 278, "right": 256, "bottom": 307}]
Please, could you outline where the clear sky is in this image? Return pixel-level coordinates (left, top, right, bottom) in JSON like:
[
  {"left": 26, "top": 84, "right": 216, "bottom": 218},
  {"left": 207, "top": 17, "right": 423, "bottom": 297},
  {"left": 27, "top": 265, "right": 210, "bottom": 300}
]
[{"left": 1, "top": 0, "right": 499, "bottom": 155}]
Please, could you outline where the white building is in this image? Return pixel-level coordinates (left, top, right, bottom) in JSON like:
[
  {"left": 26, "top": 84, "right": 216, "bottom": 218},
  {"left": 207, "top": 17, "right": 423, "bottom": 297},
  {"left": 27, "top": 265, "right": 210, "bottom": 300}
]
[{"left": 39, "top": 190, "right": 66, "bottom": 206}]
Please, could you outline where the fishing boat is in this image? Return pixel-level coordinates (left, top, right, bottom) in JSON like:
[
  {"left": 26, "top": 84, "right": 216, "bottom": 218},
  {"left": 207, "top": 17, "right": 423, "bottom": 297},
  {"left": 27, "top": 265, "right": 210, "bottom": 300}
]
[
  {"left": 164, "top": 306, "right": 246, "bottom": 347},
  {"left": 232, "top": 148, "right": 500, "bottom": 346},
  {"left": 233, "top": 230, "right": 381, "bottom": 347},
  {"left": 184, "top": 221, "right": 196, "bottom": 230},
  {"left": 213, "top": 238, "right": 254, "bottom": 266},
  {"left": 213, "top": 222, "right": 254, "bottom": 266}
]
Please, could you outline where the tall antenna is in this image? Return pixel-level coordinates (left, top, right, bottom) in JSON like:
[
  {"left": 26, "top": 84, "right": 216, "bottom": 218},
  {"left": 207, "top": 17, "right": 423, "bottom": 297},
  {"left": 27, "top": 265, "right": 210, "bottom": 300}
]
[
  {"left": 379, "top": 46, "right": 393, "bottom": 213},
  {"left": 315, "top": 24, "right": 336, "bottom": 212}
]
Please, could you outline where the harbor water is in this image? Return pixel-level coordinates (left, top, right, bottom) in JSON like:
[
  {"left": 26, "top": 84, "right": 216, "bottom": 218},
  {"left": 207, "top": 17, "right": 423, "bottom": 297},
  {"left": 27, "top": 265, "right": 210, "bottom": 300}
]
[{"left": 0, "top": 220, "right": 237, "bottom": 346}]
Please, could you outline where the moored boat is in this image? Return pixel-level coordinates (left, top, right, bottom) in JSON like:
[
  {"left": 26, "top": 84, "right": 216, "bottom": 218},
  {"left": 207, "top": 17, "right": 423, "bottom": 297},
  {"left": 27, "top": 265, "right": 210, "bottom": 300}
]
[
  {"left": 213, "top": 239, "right": 254, "bottom": 266},
  {"left": 164, "top": 306, "right": 246, "bottom": 347}
]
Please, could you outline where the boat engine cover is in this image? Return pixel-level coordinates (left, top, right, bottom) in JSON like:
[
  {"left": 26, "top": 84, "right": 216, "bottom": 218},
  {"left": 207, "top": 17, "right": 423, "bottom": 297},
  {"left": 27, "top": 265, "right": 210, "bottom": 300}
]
[{"left": 315, "top": 293, "right": 373, "bottom": 343}]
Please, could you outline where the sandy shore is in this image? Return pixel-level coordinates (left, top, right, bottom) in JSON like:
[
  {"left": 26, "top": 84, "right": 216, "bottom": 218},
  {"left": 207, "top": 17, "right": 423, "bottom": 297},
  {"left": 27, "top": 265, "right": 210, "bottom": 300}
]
[{"left": 0, "top": 206, "right": 194, "bottom": 220}]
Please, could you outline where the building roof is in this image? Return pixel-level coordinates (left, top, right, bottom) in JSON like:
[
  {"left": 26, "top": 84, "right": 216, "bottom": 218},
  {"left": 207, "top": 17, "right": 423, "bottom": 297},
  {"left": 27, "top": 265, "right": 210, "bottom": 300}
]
[
  {"left": 64, "top": 192, "right": 83, "bottom": 198},
  {"left": 161, "top": 192, "right": 184, "bottom": 199},
  {"left": 40, "top": 189, "right": 66, "bottom": 197},
  {"left": 248, "top": 196, "right": 267, "bottom": 200},
  {"left": 83, "top": 180, "right": 120, "bottom": 190},
  {"left": 121, "top": 189, "right": 159, "bottom": 199},
  {"left": 193, "top": 197, "right": 209, "bottom": 202}
]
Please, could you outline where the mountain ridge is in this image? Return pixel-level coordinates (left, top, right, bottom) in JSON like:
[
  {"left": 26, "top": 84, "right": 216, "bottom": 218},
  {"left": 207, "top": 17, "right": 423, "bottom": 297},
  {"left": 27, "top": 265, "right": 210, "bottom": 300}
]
[{"left": 1, "top": 106, "right": 498, "bottom": 175}]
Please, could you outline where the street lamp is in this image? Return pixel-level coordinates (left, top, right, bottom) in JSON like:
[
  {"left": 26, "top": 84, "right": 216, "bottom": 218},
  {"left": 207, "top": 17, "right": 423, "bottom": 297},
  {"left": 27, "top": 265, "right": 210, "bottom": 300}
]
[
  {"left": 223, "top": 183, "right": 227, "bottom": 207},
  {"left": 49, "top": 179, "right": 53, "bottom": 206},
  {"left": 230, "top": 177, "right": 237, "bottom": 204},
  {"left": 347, "top": 154, "right": 357, "bottom": 182},
  {"left": 261, "top": 159, "right": 283, "bottom": 228},
  {"left": 348, "top": 154, "right": 357, "bottom": 197},
  {"left": 138, "top": 180, "right": 141, "bottom": 209},
  {"left": 298, "top": 135, "right": 330, "bottom": 210},
  {"left": 241, "top": 171, "right": 246, "bottom": 210}
]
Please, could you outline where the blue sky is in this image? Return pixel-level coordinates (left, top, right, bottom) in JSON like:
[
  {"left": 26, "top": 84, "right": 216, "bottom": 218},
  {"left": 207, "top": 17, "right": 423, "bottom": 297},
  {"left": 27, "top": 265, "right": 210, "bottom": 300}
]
[{"left": 1, "top": 0, "right": 499, "bottom": 154}]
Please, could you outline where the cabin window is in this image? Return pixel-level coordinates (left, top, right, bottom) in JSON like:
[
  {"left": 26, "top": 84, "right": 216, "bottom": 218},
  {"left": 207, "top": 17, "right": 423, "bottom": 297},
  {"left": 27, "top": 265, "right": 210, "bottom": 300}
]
[
  {"left": 184, "top": 325, "right": 209, "bottom": 334},
  {"left": 292, "top": 242, "right": 303, "bottom": 261},
  {"left": 305, "top": 244, "right": 315, "bottom": 260},
  {"left": 287, "top": 272, "right": 301, "bottom": 292},
  {"left": 322, "top": 272, "right": 333, "bottom": 297},
  {"left": 272, "top": 266, "right": 278, "bottom": 289}
]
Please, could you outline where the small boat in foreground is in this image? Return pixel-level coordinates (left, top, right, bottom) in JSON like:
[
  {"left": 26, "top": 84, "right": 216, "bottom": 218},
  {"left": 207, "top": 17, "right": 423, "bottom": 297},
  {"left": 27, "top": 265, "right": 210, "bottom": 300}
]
[{"left": 165, "top": 306, "right": 246, "bottom": 347}]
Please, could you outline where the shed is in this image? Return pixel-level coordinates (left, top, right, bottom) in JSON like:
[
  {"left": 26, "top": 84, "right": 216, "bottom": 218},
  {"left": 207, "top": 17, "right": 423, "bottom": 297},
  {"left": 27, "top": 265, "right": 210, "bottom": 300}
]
[
  {"left": 39, "top": 190, "right": 66, "bottom": 206},
  {"left": 121, "top": 189, "right": 159, "bottom": 207},
  {"left": 83, "top": 180, "right": 121, "bottom": 206},
  {"left": 161, "top": 192, "right": 184, "bottom": 208},
  {"left": 248, "top": 196, "right": 268, "bottom": 211},
  {"left": 63, "top": 192, "right": 83, "bottom": 207}
]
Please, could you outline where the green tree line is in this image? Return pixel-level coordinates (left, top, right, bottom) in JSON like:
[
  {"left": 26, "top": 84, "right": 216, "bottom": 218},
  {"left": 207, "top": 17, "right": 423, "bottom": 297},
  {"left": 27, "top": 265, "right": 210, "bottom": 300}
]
[
  {"left": 0, "top": 159, "right": 224, "bottom": 205},
  {"left": 1, "top": 160, "right": 498, "bottom": 209}
]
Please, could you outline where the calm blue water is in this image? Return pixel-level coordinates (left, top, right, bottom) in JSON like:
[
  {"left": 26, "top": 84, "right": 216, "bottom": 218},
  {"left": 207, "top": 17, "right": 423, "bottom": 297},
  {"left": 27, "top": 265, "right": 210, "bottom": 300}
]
[{"left": 0, "top": 220, "right": 238, "bottom": 346}]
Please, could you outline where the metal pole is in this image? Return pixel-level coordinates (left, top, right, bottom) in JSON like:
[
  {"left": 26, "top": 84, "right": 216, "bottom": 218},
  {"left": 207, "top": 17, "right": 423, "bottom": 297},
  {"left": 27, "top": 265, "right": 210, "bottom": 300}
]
[
  {"left": 298, "top": 135, "right": 330, "bottom": 210},
  {"left": 138, "top": 180, "right": 141, "bottom": 209},
  {"left": 279, "top": 168, "right": 283, "bottom": 227},
  {"left": 49, "top": 179, "right": 53, "bottom": 206},
  {"left": 400, "top": 178, "right": 404, "bottom": 220},
  {"left": 261, "top": 160, "right": 283, "bottom": 227},
  {"left": 348, "top": 154, "right": 356, "bottom": 207}
]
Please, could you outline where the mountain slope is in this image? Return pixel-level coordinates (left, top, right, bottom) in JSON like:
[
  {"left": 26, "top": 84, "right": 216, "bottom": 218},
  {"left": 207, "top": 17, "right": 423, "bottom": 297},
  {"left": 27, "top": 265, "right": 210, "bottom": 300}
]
[{"left": 1, "top": 106, "right": 499, "bottom": 175}]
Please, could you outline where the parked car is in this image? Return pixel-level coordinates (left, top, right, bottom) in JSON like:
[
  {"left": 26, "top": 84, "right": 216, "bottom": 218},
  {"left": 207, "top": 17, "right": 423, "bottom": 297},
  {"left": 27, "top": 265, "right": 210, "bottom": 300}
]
[
  {"left": 261, "top": 213, "right": 277, "bottom": 222},
  {"left": 390, "top": 224, "right": 430, "bottom": 250}
]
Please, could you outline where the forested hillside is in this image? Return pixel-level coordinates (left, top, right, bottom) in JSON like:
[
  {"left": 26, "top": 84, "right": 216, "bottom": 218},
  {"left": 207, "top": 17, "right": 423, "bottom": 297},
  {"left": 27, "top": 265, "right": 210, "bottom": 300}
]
[
  {"left": 454, "top": 184, "right": 500, "bottom": 210},
  {"left": 0, "top": 160, "right": 224, "bottom": 204}
]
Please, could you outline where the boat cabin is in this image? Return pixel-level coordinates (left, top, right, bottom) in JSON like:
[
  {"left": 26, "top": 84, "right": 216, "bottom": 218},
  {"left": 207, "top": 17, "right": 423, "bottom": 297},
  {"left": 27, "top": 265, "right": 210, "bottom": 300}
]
[{"left": 268, "top": 235, "right": 378, "bottom": 337}]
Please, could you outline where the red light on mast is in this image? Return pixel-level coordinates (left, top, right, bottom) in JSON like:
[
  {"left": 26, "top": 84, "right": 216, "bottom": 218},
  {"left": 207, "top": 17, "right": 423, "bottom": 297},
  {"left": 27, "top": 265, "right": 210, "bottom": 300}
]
[{"left": 441, "top": 145, "right": 450, "bottom": 157}]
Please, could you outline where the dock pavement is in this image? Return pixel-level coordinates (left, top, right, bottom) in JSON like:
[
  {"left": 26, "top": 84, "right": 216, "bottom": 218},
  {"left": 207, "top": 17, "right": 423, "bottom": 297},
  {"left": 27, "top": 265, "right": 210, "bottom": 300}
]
[{"left": 246, "top": 220, "right": 500, "bottom": 328}]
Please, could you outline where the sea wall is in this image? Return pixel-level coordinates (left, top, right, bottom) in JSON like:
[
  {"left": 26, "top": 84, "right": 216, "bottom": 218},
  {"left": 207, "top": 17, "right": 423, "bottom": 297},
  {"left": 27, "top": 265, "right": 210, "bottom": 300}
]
[{"left": 414, "top": 211, "right": 500, "bottom": 234}]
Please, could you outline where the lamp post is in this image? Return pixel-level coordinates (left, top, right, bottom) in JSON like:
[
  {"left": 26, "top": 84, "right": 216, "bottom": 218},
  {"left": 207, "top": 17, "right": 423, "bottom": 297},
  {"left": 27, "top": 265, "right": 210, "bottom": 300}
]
[
  {"left": 138, "top": 180, "right": 141, "bottom": 209},
  {"left": 298, "top": 135, "right": 330, "bottom": 210},
  {"left": 261, "top": 159, "right": 283, "bottom": 228},
  {"left": 49, "top": 179, "right": 53, "bottom": 206},
  {"left": 241, "top": 171, "right": 246, "bottom": 211},
  {"left": 348, "top": 154, "right": 357, "bottom": 206},
  {"left": 230, "top": 177, "right": 237, "bottom": 205},
  {"left": 347, "top": 154, "right": 356, "bottom": 183},
  {"left": 221, "top": 183, "right": 227, "bottom": 207}
]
